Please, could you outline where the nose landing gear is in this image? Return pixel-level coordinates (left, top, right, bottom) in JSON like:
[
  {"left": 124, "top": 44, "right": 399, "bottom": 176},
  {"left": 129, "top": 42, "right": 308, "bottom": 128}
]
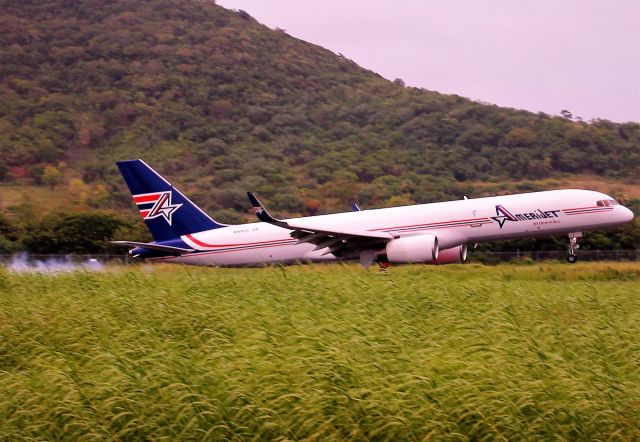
[{"left": 567, "top": 232, "right": 582, "bottom": 263}]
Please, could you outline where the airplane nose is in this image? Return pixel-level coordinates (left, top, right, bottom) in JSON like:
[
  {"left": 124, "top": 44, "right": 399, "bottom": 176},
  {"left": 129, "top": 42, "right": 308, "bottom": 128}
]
[{"left": 621, "top": 206, "right": 634, "bottom": 223}]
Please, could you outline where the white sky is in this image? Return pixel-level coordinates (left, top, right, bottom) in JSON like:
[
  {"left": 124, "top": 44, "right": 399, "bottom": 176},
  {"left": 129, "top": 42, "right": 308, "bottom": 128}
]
[{"left": 217, "top": 0, "right": 640, "bottom": 123}]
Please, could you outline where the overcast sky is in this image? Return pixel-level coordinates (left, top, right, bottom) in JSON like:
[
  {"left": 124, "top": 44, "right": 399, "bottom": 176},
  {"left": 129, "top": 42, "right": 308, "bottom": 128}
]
[{"left": 217, "top": 0, "right": 640, "bottom": 123}]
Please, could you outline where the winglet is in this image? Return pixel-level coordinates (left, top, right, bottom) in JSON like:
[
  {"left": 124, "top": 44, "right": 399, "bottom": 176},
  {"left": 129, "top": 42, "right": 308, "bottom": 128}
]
[
  {"left": 247, "top": 192, "right": 289, "bottom": 228},
  {"left": 352, "top": 202, "right": 361, "bottom": 211}
]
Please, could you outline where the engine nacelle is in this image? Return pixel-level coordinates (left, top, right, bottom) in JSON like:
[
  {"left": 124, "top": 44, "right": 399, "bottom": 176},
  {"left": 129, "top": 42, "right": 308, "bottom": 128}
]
[
  {"left": 385, "top": 234, "right": 439, "bottom": 263},
  {"left": 432, "top": 244, "right": 467, "bottom": 265}
]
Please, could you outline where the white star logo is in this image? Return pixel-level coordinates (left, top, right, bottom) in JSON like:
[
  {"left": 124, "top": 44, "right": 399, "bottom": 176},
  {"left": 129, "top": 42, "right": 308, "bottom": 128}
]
[{"left": 146, "top": 191, "right": 182, "bottom": 225}]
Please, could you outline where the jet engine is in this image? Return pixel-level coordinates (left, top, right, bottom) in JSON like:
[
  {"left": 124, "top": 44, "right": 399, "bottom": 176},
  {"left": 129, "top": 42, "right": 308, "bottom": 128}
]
[
  {"left": 433, "top": 244, "right": 467, "bottom": 265},
  {"left": 385, "top": 234, "right": 439, "bottom": 263}
]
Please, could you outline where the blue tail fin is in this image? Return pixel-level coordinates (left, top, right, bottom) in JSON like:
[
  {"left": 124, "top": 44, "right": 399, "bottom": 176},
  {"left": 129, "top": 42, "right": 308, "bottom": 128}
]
[{"left": 117, "top": 159, "right": 226, "bottom": 242}]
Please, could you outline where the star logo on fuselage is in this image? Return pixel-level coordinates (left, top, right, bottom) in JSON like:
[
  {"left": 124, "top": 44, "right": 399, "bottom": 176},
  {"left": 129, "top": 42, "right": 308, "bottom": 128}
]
[
  {"left": 146, "top": 191, "right": 182, "bottom": 225},
  {"left": 491, "top": 205, "right": 517, "bottom": 229}
]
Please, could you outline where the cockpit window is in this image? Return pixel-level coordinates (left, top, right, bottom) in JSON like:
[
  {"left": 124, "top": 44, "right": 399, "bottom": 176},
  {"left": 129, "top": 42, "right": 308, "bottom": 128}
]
[{"left": 596, "top": 199, "right": 619, "bottom": 207}]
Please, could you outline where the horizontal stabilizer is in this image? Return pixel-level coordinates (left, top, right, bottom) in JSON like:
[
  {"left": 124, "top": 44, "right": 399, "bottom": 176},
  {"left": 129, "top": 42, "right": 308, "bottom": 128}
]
[{"left": 111, "top": 241, "right": 194, "bottom": 254}]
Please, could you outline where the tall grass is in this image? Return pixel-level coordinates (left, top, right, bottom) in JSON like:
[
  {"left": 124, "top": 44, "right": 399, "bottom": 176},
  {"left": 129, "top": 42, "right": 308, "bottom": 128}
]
[{"left": 0, "top": 262, "right": 639, "bottom": 440}]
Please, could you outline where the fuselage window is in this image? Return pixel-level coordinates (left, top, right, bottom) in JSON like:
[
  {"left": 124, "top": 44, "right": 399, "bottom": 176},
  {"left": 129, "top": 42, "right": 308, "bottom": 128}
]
[{"left": 597, "top": 199, "right": 619, "bottom": 207}]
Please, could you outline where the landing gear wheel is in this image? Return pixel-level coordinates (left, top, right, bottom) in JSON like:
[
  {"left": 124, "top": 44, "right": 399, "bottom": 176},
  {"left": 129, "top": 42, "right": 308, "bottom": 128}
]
[
  {"left": 567, "top": 232, "right": 582, "bottom": 264},
  {"left": 377, "top": 255, "right": 390, "bottom": 270},
  {"left": 378, "top": 261, "right": 390, "bottom": 270}
]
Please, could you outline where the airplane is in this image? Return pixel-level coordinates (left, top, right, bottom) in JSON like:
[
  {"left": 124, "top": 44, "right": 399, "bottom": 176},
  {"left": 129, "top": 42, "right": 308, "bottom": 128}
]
[{"left": 112, "top": 159, "right": 634, "bottom": 268}]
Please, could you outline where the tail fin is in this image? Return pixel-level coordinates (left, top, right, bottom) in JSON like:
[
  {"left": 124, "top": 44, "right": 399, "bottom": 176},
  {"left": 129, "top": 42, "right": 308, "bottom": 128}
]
[{"left": 116, "top": 159, "right": 226, "bottom": 242}]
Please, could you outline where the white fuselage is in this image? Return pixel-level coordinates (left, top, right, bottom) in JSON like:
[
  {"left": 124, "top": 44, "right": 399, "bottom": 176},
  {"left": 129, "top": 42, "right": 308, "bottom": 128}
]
[{"left": 152, "top": 189, "right": 633, "bottom": 266}]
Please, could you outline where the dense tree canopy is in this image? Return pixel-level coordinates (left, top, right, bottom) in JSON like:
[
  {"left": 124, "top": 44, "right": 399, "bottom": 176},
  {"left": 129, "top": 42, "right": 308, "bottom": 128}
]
[{"left": 0, "top": 0, "right": 638, "bottom": 253}]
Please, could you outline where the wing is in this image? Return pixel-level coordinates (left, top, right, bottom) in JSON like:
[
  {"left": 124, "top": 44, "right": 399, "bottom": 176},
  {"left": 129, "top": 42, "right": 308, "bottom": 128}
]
[{"left": 247, "top": 192, "right": 392, "bottom": 260}]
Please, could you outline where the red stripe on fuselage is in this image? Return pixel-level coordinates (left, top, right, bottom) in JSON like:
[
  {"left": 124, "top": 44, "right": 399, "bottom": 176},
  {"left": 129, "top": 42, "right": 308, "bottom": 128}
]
[
  {"left": 565, "top": 209, "right": 614, "bottom": 216},
  {"left": 185, "top": 233, "right": 293, "bottom": 249},
  {"left": 563, "top": 205, "right": 605, "bottom": 211},
  {"left": 185, "top": 242, "right": 296, "bottom": 255},
  {"left": 183, "top": 216, "right": 491, "bottom": 252},
  {"left": 149, "top": 241, "right": 297, "bottom": 260},
  {"left": 369, "top": 217, "right": 491, "bottom": 232},
  {"left": 563, "top": 207, "right": 613, "bottom": 213},
  {"left": 388, "top": 221, "right": 493, "bottom": 231}
]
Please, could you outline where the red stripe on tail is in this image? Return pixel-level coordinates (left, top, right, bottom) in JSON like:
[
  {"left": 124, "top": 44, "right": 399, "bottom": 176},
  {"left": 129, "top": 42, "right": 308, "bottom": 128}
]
[{"left": 133, "top": 193, "right": 163, "bottom": 204}]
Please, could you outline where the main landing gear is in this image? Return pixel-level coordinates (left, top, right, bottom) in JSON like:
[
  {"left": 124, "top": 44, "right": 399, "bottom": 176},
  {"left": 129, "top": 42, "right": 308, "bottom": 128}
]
[
  {"left": 567, "top": 232, "right": 582, "bottom": 264},
  {"left": 375, "top": 254, "right": 390, "bottom": 271}
]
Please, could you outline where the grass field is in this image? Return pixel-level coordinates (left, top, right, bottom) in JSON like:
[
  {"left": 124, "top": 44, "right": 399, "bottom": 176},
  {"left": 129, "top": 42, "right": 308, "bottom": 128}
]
[{"left": 0, "top": 262, "right": 639, "bottom": 440}]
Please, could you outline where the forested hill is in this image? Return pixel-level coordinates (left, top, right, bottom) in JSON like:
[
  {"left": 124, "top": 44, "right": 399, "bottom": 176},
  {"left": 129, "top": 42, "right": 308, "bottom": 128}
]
[{"left": 1, "top": 0, "right": 639, "bottom": 222}]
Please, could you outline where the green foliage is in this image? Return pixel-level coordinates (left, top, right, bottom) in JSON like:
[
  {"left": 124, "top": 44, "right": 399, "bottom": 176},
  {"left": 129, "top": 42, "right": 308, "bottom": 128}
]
[
  {"left": 0, "top": 263, "right": 639, "bottom": 439},
  {"left": 0, "top": 212, "right": 21, "bottom": 253},
  {"left": 0, "top": 0, "right": 638, "bottom": 216},
  {"left": 0, "top": 0, "right": 638, "bottom": 247},
  {"left": 0, "top": 206, "right": 154, "bottom": 254},
  {"left": 41, "top": 165, "right": 61, "bottom": 189},
  {"left": 21, "top": 212, "right": 127, "bottom": 253}
]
